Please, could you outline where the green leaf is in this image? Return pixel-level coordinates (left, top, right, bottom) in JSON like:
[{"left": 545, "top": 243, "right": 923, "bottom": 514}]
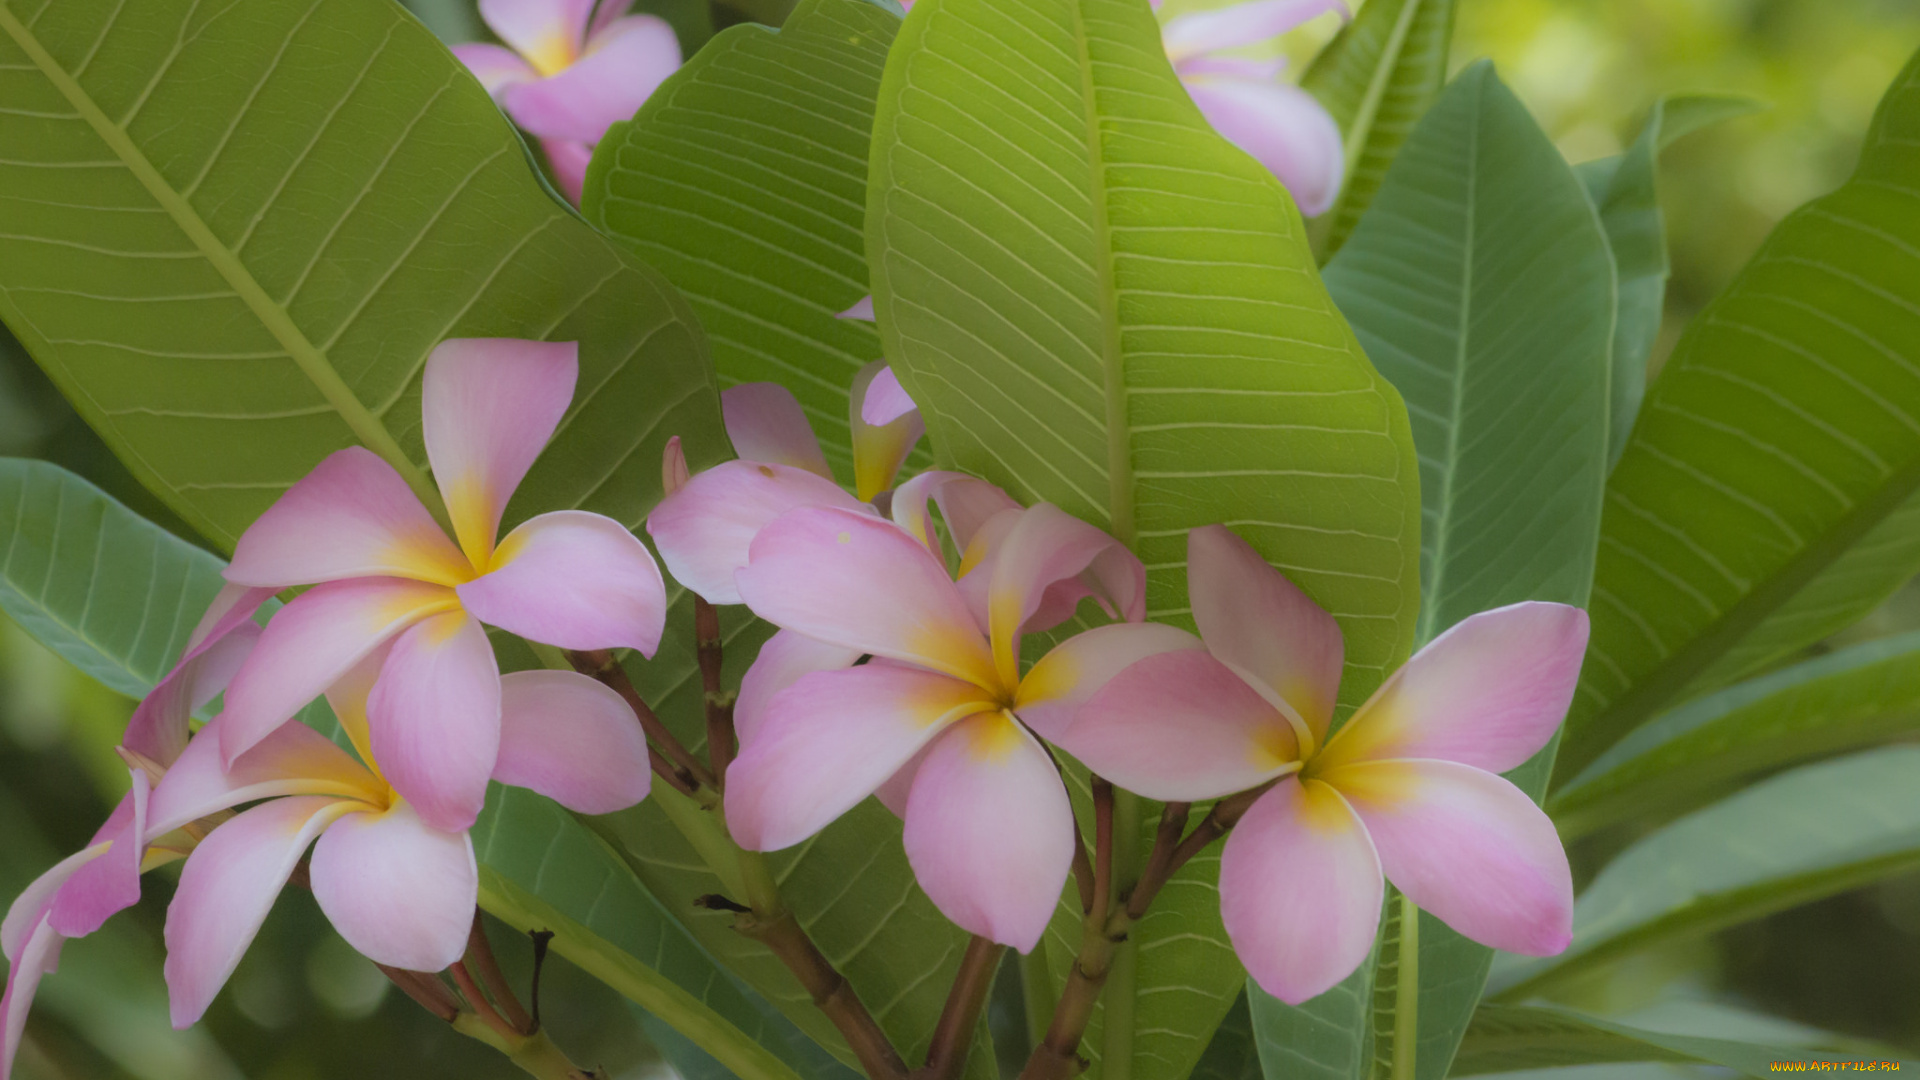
[
  {"left": 1575, "top": 94, "right": 1764, "bottom": 469},
  {"left": 1553, "top": 48, "right": 1920, "bottom": 782},
  {"left": 0, "top": 457, "right": 224, "bottom": 700},
  {"left": 867, "top": 1, "right": 1422, "bottom": 1074},
  {"left": 1191, "top": 993, "right": 1262, "bottom": 1080},
  {"left": 1248, "top": 965, "right": 1375, "bottom": 1080},
  {"left": 1452, "top": 1004, "right": 1822, "bottom": 1077},
  {"left": 1552, "top": 629, "right": 1920, "bottom": 838},
  {"left": 0, "top": 0, "right": 726, "bottom": 554},
  {"left": 583, "top": 0, "right": 899, "bottom": 484},
  {"left": 1493, "top": 745, "right": 1920, "bottom": 1001},
  {"left": 1309, "top": 61, "right": 1615, "bottom": 1080},
  {"left": 1300, "top": 0, "right": 1456, "bottom": 259}
]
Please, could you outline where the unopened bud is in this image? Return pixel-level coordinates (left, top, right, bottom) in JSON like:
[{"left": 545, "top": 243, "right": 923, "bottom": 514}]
[{"left": 662, "top": 435, "right": 690, "bottom": 496}]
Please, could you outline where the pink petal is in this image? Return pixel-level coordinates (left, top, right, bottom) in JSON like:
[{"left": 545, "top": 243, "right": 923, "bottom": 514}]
[
  {"left": 541, "top": 137, "right": 593, "bottom": 204},
  {"left": 1187, "top": 525, "right": 1343, "bottom": 750},
  {"left": 3, "top": 846, "right": 109, "bottom": 963},
  {"left": 1, "top": 913, "right": 62, "bottom": 1080},
  {"left": 1327, "top": 759, "right": 1572, "bottom": 956},
  {"left": 164, "top": 797, "right": 359, "bottom": 1027},
  {"left": 219, "top": 578, "right": 460, "bottom": 767},
  {"left": 422, "top": 338, "right": 579, "bottom": 569},
  {"left": 736, "top": 507, "right": 995, "bottom": 688},
  {"left": 889, "top": 471, "right": 1020, "bottom": 560},
  {"left": 734, "top": 630, "right": 862, "bottom": 746},
  {"left": 1015, "top": 621, "right": 1205, "bottom": 740},
  {"left": 836, "top": 295, "right": 876, "bottom": 320},
  {"left": 148, "top": 718, "right": 381, "bottom": 839},
  {"left": 1219, "top": 777, "right": 1382, "bottom": 1005},
  {"left": 502, "top": 15, "right": 681, "bottom": 144},
  {"left": 324, "top": 642, "right": 392, "bottom": 779},
  {"left": 646, "top": 460, "right": 871, "bottom": 605},
  {"left": 981, "top": 505, "right": 1145, "bottom": 685},
  {"left": 902, "top": 713, "right": 1075, "bottom": 952},
  {"left": 368, "top": 612, "right": 501, "bottom": 833},
  {"left": 850, "top": 361, "right": 926, "bottom": 501},
  {"left": 586, "top": 0, "right": 637, "bottom": 39},
  {"left": 46, "top": 771, "right": 150, "bottom": 939},
  {"left": 478, "top": 0, "right": 595, "bottom": 73},
  {"left": 1161, "top": 0, "right": 1349, "bottom": 63},
  {"left": 1316, "top": 602, "right": 1589, "bottom": 775},
  {"left": 452, "top": 42, "right": 539, "bottom": 97},
  {"left": 873, "top": 738, "right": 937, "bottom": 818},
  {"left": 458, "top": 510, "right": 667, "bottom": 655},
  {"left": 186, "top": 583, "right": 276, "bottom": 654},
  {"left": 858, "top": 365, "right": 919, "bottom": 427},
  {"left": 225, "top": 447, "right": 470, "bottom": 589},
  {"left": 1174, "top": 55, "right": 1287, "bottom": 82},
  {"left": 722, "top": 383, "right": 834, "bottom": 481},
  {"left": 309, "top": 801, "right": 477, "bottom": 972},
  {"left": 1183, "top": 78, "right": 1345, "bottom": 217},
  {"left": 123, "top": 591, "right": 267, "bottom": 766},
  {"left": 494, "top": 670, "right": 650, "bottom": 814},
  {"left": 1060, "top": 647, "right": 1297, "bottom": 800},
  {"left": 724, "top": 664, "right": 994, "bottom": 851},
  {"left": 661, "top": 434, "right": 690, "bottom": 496}
]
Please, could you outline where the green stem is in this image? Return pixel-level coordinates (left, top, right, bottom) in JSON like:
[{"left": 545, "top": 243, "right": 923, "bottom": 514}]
[
  {"left": 648, "top": 778, "right": 749, "bottom": 900},
  {"left": 1098, "top": 791, "right": 1143, "bottom": 1080},
  {"left": 453, "top": 1015, "right": 594, "bottom": 1080},
  {"left": 1391, "top": 896, "right": 1420, "bottom": 1080},
  {"left": 1020, "top": 948, "right": 1055, "bottom": 1051}
]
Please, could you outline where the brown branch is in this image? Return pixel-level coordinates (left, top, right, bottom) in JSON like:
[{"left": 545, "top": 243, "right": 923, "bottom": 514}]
[
  {"left": 451, "top": 961, "right": 519, "bottom": 1041},
  {"left": 1089, "top": 778, "right": 1115, "bottom": 920},
  {"left": 375, "top": 963, "right": 461, "bottom": 1022},
  {"left": 1124, "top": 802, "right": 1190, "bottom": 921},
  {"left": 569, "top": 648, "right": 716, "bottom": 797},
  {"left": 915, "top": 936, "right": 1004, "bottom": 1080},
  {"left": 694, "top": 597, "right": 737, "bottom": 789},
  {"left": 466, "top": 910, "right": 535, "bottom": 1035},
  {"left": 735, "top": 908, "right": 909, "bottom": 1080}
]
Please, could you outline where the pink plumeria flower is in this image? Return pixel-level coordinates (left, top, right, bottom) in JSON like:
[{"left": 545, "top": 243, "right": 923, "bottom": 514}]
[
  {"left": 722, "top": 502, "right": 1197, "bottom": 951},
  {"left": 1059, "top": 525, "right": 1585, "bottom": 1003},
  {"left": 1158, "top": 0, "right": 1348, "bottom": 216},
  {"left": 648, "top": 369, "right": 927, "bottom": 605},
  {"left": 147, "top": 645, "right": 650, "bottom": 1029},
  {"left": 452, "top": 0, "right": 683, "bottom": 201},
  {"left": 218, "top": 339, "right": 667, "bottom": 835}
]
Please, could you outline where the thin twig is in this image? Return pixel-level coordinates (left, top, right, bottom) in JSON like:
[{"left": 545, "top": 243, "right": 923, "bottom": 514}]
[
  {"left": 915, "top": 936, "right": 1005, "bottom": 1080},
  {"left": 694, "top": 597, "right": 737, "bottom": 789},
  {"left": 735, "top": 908, "right": 910, "bottom": 1080},
  {"left": 451, "top": 961, "right": 519, "bottom": 1041},
  {"left": 1125, "top": 802, "right": 1190, "bottom": 921},
  {"left": 568, "top": 648, "right": 716, "bottom": 796},
  {"left": 466, "top": 910, "right": 534, "bottom": 1035},
  {"left": 1089, "top": 778, "right": 1115, "bottom": 920},
  {"left": 374, "top": 963, "right": 461, "bottom": 1022}
]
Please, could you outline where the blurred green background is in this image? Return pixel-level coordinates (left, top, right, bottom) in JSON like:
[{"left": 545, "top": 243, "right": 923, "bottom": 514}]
[{"left": 3, "top": 0, "right": 1919, "bottom": 1075}]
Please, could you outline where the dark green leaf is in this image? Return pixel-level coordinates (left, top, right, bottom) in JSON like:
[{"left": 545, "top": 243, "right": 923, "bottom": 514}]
[{"left": 1453, "top": 1004, "right": 1821, "bottom": 1077}]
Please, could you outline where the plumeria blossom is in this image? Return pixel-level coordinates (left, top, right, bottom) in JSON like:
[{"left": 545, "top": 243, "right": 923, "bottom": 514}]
[
  {"left": 453, "top": 0, "right": 682, "bottom": 200},
  {"left": 146, "top": 645, "right": 650, "bottom": 1028},
  {"left": 721, "top": 500, "right": 1197, "bottom": 951},
  {"left": 218, "top": 338, "right": 667, "bottom": 835},
  {"left": 1158, "top": 0, "right": 1348, "bottom": 216},
  {"left": 1060, "top": 526, "right": 1585, "bottom": 1004}
]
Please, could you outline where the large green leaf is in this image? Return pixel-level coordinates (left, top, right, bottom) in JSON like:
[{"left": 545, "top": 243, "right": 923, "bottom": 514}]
[
  {"left": 1248, "top": 966, "right": 1374, "bottom": 1080},
  {"left": 0, "top": 457, "right": 224, "bottom": 699},
  {"left": 0, "top": 0, "right": 726, "bottom": 554},
  {"left": 1575, "top": 95, "right": 1764, "bottom": 468},
  {"left": 1300, "top": 0, "right": 1456, "bottom": 259},
  {"left": 1553, "top": 629, "right": 1920, "bottom": 838},
  {"left": 1452, "top": 1004, "right": 1820, "bottom": 1077},
  {"left": 1554, "top": 48, "right": 1920, "bottom": 781},
  {"left": 867, "top": 0, "right": 1421, "bottom": 1074},
  {"left": 1493, "top": 745, "right": 1920, "bottom": 1001},
  {"left": 1304, "top": 62, "right": 1614, "bottom": 1080}
]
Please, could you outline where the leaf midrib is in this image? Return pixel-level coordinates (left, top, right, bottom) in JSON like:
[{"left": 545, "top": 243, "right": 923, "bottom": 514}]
[{"left": 0, "top": 2, "right": 443, "bottom": 520}]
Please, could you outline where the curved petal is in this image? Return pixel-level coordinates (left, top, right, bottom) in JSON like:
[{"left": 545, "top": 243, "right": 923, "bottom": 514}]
[
  {"left": 1316, "top": 602, "right": 1589, "bottom": 775},
  {"left": 662, "top": 435, "right": 690, "bottom": 496},
  {"left": 3, "top": 844, "right": 107, "bottom": 963},
  {"left": 1, "top": 913, "right": 62, "bottom": 1080},
  {"left": 983, "top": 505, "right": 1144, "bottom": 687},
  {"left": 850, "top": 361, "right": 925, "bottom": 501},
  {"left": 586, "top": 0, "right": 637, "bottom": 39},
  {"left": 1015, "top": 622, "right": 1205, "bottom": 740},
  {"left": 1218, "top": 777, "right": 1382, "bottom": 1005},
  {"left": 890, "top": 471, "right": 1019, "bottom": 560},
  {"left": 423, "top": 337, "right": 579, "bottom": 569},
  {"left": 736, "top": 507, "right": 995, "bottom": 688},
  {"left": 494, "top": 670, "right": 650, "bottom": 814},
  {"left": 724, "top": 664, "right": 991, "bottom": 851},
  {"left": 1188, "top": 525, "right": 1343, "bottom": 749},
  {"left": 458, "top": 510, "right": 667, "bottom": 655},
  {"left": 220, "top": 578, "right": 460, "bottom": 767},
  {"left": 873, "top": 738, "right": 937, "bottom": 818},
  {"left": 1061, "top": 648, "right": 1297, "bottom": 800},
  {"left": 123, "top": 593, "right": 267, "bottom": 766},
  {"left": 1183, "top": 78, "right": 1344, "bottom": 217},
  {"left": 722, "top": 383, "right": 833, "bottom": 480},
  {"left": 1326, "top": 759, "right": 1572, "bottom": 956},
  {"left": 836, "top": 295, "right": 876, "bottom": 320},
  {"left": 502, "top": 15, "right": 681, "bottom": 143},
  {"left": 164, "top": 797, "right": 359, "bottom": 1027},
  {"left": 541, "top": 137, "right": 592, "bottom": 204},
  {"left": 477, "top": 0, "right": 594, "bottom": 74},
  {"left": 368, "top": 612, "right": 501, "bottom": 834},
  {"left": 148, "top": 718, "right": 381, "bottom": 840},
  {"left": 225, "top": 447, "right": 470, "bottom": 589},
  {"left": 46, "top": 771, "right": 149, "bottom": 939},
  {"left": 309, "top": 801, "right": 477, "bottom": 972},
  {"left": 1161, "top": 0, "right": 1348, "bottom": 63},
  {"left": 734, "top": 630, "right": 862, "bottom": 746},
  {"left": 451, "top": 42, "right": 538, "bottom": 97},
  {"left": 902, "top": 714, "right": 1074, "bottom": 952},
  {"left": 646, "top": 460, "right": 870, "bottom": 605},
  {"left": 187, "top": 583, "right": 275, "bottom": 654}
]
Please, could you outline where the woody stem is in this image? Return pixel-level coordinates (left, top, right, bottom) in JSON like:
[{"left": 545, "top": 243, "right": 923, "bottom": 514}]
[
  {"left": 694, "top": 597, "right": 737, "bottom": 790},
  {"left": 567, "top": 648, "right": 716, "bottom": 799}
]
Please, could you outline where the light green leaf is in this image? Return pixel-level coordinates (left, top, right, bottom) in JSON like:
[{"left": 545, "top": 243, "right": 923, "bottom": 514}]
[
  {"left": 1300, "top": 0, "right": 1456, "bottom": 259},
  {"left": 1493, "top": 745, "right": 1920, "bottom": 1001},
  {"left": 1452, "top": 1004, "right": 1818, "bottom": 1077},
  {"left": 583, "top": 0, "right": 899, "bottom": 483},
  {"left": 1553, "top": 48, "right": 1920, "bottom": 782},
  {"left": 867, "top": 1, "right": 1422, "bottom": 1074},
  {"left": 1248, "top": 965, "right": 1374, "bottom": 1080},
  {"left": 0, "top": 0, "right": 726, "bottom": 554},
  {"left": 1553, "top": 629, "right": 1920, "bottom": 839},
  {"left": 0, "top": 457, "right": 224, "bottom": 700},
  {"left": 1575, "top": 94, "right": 1764, "bottom": 468},
  {"left": 1191, "top": 993, "right": 1262, "bottom": 1080}
]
